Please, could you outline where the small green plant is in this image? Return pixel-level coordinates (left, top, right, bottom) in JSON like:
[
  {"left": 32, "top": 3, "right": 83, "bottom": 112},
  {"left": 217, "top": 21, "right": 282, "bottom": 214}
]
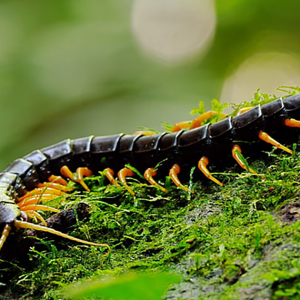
[{"left": 64, "top": 272, "right": 180, "bottom": 300}]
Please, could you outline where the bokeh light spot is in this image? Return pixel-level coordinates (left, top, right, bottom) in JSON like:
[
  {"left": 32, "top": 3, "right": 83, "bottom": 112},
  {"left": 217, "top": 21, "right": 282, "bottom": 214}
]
[
  {"left": 131, "top": 0, "right": 216, "bottom": 62},
  {"left": 221, "top": 52, "right": 300, "bottom": 107}
]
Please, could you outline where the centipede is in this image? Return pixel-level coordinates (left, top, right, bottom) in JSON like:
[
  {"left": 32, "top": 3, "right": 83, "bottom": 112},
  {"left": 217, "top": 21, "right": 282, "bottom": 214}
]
[{"left": 1, "top": 93, "right": 300, "bottom": 254}]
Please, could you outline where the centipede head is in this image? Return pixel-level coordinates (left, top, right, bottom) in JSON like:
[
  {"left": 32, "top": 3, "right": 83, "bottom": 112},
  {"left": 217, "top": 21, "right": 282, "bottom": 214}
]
[
  {"left": 0, "top": 200, "right": 22, "bottom": 252},
  {"left": 0, "top": 201, "right": 21, "bottom": 225},
  {"left": 0, "top": 200, "right": 110, "bottom": 257}
]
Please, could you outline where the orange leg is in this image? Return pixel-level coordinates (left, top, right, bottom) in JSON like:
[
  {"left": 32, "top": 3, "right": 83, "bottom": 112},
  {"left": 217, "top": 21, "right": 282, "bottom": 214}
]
[
  {"left": 258, "top": 131, "right": 292, "bottom": 154},
  {"left": 17, "top": 176, "right": 72, "bottom": 213},
  {"left": 60, "top": 166, "right": 92, "bottom": 192},
  {"left": 172, "top": 121, "right": 193, "bottom": 133},
  {"left": 284, "top": 118, "right": 300, "bottom": 128},
  {"left": 18, "top": 187, "right": 67, "bottom": 202},
  {"left": 169, "top": 164, "right": 192, "bottom": 192},
  {"left": 118, "top": 168, "right": 135, "bottom": 196},
  {"left": 17, "top": 201, "right": 60, "bottom": 226},
  {"left": 172, "top": 111, "right": 227, "bottom": 132},
  {"left": 232, "top": 144, "right": 257, "bottom": 174},
  {"left": 48, "top": 175, "right": 68, "bottom": 186},
  {"left": 103, "top": 168, "right": 120, "bottom": 186},
  {"left": 21, "top": 174, "right": 71, "bottom": 200},
  {"left": 189, "top": 111, "right": 227, "bottom": 130},
  {"left": 132, "top": 131, "right": 155, "bottom": 136},
  {"left": 144, "top": 168, "right": 169, "bottom": 193},
  {"left": 41, "top": 175, "right": 71, "bottom": 192},
  {"left": 20, "top": 204, "right": 60, "bottom": 214},
  {"left": 198, "top": 156, "right": 223, "bottom": 187},
  {"left": 25, "top": 210, "right": 50, "bottom": 226},
  {"left": 18, "top": 194, "right": 66, "bottom": 209},
  {"left": 236, "top": 107, "right": 253, "bottom": 115},
  {"left": 37, "top": 182, "right": 72, "bottom": 192}
]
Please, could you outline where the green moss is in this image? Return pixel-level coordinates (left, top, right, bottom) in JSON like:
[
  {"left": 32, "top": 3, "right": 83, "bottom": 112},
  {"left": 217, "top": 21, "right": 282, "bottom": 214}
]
[
  {"left": 2, "top": 90, "right": 300, "bottom": 299},
  {"left": 1, "top": 149, "right": 299, "bottom": 299}
]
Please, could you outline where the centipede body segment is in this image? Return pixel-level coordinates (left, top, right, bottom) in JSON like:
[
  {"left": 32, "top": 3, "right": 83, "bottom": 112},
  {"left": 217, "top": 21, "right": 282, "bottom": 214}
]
[{"left": 1, "top": 93, "right": 300, "bottom": 253}]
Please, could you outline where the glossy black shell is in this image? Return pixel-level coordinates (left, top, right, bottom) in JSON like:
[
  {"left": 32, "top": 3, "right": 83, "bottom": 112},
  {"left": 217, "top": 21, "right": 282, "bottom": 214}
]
[{"left": 1, "top": 94, "right": 300, "bottom": 205}]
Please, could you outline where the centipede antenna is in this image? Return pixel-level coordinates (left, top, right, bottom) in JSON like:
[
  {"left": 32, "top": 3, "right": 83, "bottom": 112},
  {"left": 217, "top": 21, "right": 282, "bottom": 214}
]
[
  {"left": 144, "top": 168, "right": 169, "bottom": 193},
  {"left": 118, "top": 168, "right": 135, "bottom": 196},
  {"left": 198, "top": 156, "right": 223, "bottom": 187},
  {"left": 284, "top": 118, "right": 300, "bottom": 128},
  {"left": 232, "top": 144, "right": 257, "bottom": 174},
  {"left": 258, "top": 131, "right": 292, "bottom": 154},
  {"left": 0, "top": 224, "right": 12, "bottom": 251},
  {"left": 169, "top": 164, "right": 192, "bottom": 192},
  {"left": 13, "top": 220, "right": 111, "bottom": 257}
]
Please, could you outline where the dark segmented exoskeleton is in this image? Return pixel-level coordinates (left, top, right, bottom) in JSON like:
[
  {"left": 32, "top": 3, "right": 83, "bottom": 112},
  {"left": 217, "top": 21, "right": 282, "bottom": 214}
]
[{"left": 1, "top": 93, "right": 300, "bottom": 252}]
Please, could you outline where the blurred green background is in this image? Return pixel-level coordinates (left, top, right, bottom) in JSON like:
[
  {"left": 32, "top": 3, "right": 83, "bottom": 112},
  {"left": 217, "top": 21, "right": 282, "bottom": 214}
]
[{"left": 1, "top": 0, "right": 300, "bottom": 169}]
